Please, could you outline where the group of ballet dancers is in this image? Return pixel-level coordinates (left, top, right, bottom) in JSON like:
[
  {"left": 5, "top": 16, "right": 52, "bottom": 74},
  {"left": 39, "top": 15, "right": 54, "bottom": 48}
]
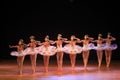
[{"left": 9, "top": 33, "right": 117, "bottom": 75}]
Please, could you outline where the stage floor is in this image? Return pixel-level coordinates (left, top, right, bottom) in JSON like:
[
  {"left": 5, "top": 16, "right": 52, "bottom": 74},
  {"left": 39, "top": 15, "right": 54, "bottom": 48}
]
[{"left": 0, "top": 60, "right": 120, "bottom": 80}]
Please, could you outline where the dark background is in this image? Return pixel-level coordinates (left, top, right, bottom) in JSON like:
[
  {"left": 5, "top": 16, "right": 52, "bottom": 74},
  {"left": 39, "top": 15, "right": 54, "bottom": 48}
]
[{"left": 1, "top": 1, "right": 120, "bottom": 62}]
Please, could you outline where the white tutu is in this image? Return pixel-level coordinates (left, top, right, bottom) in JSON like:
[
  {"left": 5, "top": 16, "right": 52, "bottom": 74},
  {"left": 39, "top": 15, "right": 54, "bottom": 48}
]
[
  {"left": 63, "top": 44, "right": 82, "bottom": 54},
  {"left": 93, "top": 44, "right": 105, "bottom": 50},
  {"left": 37, "top": 45, "right": 57, "bottom": 56},
  {"left": 82, "top": 43, "right": 95, "bottom": 51},
  {"left": 103, "top": 44, "right": 118, "bottom": 50},
  {"left": 10, "top": 51, "right": 25, "bottom": 56},
  {"left": 24, "top": 47, "right": 38, "bottom": 55},
  {"left": 56, "top": 46, "right": 64, "bottom": 52}
]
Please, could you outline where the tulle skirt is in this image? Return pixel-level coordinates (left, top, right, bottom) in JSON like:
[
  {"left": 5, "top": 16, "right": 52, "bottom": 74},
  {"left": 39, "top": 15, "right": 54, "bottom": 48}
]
[
  {"left": 93, "top": 44, "right": 105, "bottom": 50},
  {"left": 10, "top": 51, "right": 25, "bottom": 56},
  {"left": 24, "top": 47, "right": 38, "bottom": 55},
  {"left": 37, "top": 45, "right": 57, "bottom": 56},
  {"left": 63, "top": 44, "right": 82, "bottom": 54},
  {"left": 82, "top": 43, "right": 95, "bottom": 51},
  {"left": 103, "top": 44, "right": 118, "bottom": 50},
  {"left": 56, "top": 47, "right": 64, "bottom": 52}
]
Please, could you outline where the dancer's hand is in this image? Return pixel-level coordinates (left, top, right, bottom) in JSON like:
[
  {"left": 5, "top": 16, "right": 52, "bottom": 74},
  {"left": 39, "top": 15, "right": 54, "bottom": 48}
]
[{"left": 9, "top": 45, "right": 12, "bottom": 48}]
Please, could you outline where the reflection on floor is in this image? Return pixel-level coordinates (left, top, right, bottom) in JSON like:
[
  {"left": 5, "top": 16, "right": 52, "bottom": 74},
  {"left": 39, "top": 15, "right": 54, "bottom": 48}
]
[{"left": 0, "top": 60, "right": 120, "bottom": 80}]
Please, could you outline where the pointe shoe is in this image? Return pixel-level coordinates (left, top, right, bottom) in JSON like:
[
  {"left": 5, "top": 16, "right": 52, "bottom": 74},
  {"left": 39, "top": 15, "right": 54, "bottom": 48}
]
[
  {"left": 45, "top": 69, "right": 48, "bottom": 73},
  {"left": 72, "top": 67, "right": 75, "bottom": 71},
  {"left": 84, "top": 65, "right": 87, "bottom": 70},
  {"left": 60, "top": 68, "right": 62, "bottom": 71},
  {"left": 18, "top": 71, "right": 22, "bottom": 75},
  {"left": 58, "top": 67, "right": 60, "bottom": 71},
  {"left": 98, "top": 64, "right": 101, "bottom": 68},
  {"left": 32, "top": 70, "right": 35, "bottom": 74},
  {"left": 20, "top": 71, "right": 22, "bottom": 75},
  {"left": 106, "top": 64, "right": 109, "bottom": 68}
]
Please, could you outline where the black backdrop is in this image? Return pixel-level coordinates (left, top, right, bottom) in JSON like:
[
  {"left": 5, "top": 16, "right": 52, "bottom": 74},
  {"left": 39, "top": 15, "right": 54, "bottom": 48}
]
[{"left": 1, "top": 0, "right": 120, "bottom": 61}]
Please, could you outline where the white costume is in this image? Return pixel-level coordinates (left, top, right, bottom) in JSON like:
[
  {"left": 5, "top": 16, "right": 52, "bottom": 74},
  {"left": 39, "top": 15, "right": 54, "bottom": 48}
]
[
  {"left": 24, "top": 47, "right": 38, "bottom": 55},
  {"left": 93, "top": 44, "right": 105, "bottom": 50},
  {"left": 56, "top": 45, "right": 64, "bottom": 52},
  {"left": 63, "top": 44, "right": 82, "bottom": 54},
  {"left": 37, "top": 45, "right": 57, "bottom": 56},
  {"left": 10, "top": 50, "right": 25, "bottom": 56},
  {"left": 82, "top": 43, "right": 94, "bottom": 51},
  {"left": 103, "top": 43, "right": 117, "bottom": 50}
]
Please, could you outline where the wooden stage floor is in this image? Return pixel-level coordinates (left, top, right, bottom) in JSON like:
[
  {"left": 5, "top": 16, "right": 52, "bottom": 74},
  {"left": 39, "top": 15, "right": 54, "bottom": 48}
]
[{"left": 0, "top": 60, "right": 120, "bottom": 80}]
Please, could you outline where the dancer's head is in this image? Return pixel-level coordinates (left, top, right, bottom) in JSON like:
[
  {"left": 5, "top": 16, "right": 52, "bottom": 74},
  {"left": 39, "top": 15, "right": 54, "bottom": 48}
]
[
  {"left": 84, "top": 35, "right": 88, "bottom": 39},
  {"left": 18, "top": 39, "right": 24, "bottom": 45},
  {"left": 71, "top": 35, "right": 75, "bottom": 40},
  {"left": 107, "top": 32, "right": 111, "bottom": 38},
  {"left": 57, "top": 34, "right": 62, "bottom": 40},
  {"left": 45, "top": 35, "right": 49, "bottom": 41},
  {"left": 30, "top": 35, "right": 35, "bottom": 42},
  {"left": 98, "top": 34, "right": 102, "bottom": 40}
]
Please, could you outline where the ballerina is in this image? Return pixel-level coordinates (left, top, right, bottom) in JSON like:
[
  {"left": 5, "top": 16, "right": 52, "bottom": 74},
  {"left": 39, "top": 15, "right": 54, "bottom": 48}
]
[
  {"left": 37, "top": 35, "right": 56, "bottom": 72},
  {"left": 93, "top": 34, "right": 105, "bottom": 68},
  {"left": 64, "top": 35, "right": 82, "bottom": 71},
  {"left": 81, "top": 35, "right": 94, "bottom": 70},
  {"left": 54, "top": 34, "right": 67, "bottom": 72},
  {"left": 24, "top": 35, "right": 39, "bottom": 74},
  {"left": 104, "top": 33, "right": 117, "bottom": 68},
  {"left": 9, "top": 39, "right": 26, "bottom": 75}
]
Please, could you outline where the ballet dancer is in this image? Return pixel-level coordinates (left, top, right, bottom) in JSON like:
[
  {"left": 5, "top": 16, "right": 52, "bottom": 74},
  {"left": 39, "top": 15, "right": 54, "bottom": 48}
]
[
  {"left": 38, "top": 35, "right": 56, "bottom": 73},
  {"left": 54, "top": 34, "right": 67, "bottom": 72},
  {"left": 81, "top": 34, "right": 94, "bottom": 70},
  {"left": 104, "top": 33, "right": 117, "bottom": 68},
  {"left": 93, "top": 34, "right": 105, "bottom": 68},
  {"left": 64, "top": 35, "right": 82, "bottom": 71},
  {"left": 9, "top": 39, "right": 26, "bottom": 75},
  {"left": 24, "top": 35, "right": 39, "bottom": 74}
]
